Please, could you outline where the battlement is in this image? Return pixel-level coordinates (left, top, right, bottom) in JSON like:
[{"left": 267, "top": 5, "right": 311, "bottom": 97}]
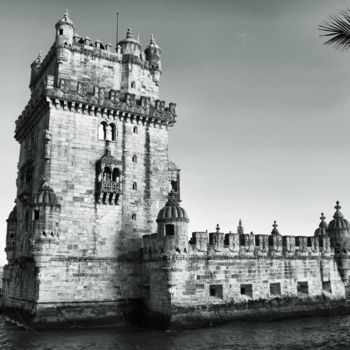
[{"left": 142, "top": 230, "right": 332, "bottom": 260}]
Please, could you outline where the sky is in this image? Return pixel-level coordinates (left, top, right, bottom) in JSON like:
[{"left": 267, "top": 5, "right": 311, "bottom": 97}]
[{"left": 1, "top": 0, "right": 350, "bottom": 265}]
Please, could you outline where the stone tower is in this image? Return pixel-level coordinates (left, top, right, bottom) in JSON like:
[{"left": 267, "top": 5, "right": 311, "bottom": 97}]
[{"left": 2, "top": 10, "right": 180, "bottom": 326}]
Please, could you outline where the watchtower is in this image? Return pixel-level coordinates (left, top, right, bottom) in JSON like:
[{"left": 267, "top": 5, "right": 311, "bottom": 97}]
[{"left": 2, "top": 10, "right": 181, "bottom": 326}]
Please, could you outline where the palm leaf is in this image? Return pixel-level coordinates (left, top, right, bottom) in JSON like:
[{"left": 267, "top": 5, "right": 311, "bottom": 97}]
[{"left": 319, "top": 9, "right": 350, "bottom": 50}]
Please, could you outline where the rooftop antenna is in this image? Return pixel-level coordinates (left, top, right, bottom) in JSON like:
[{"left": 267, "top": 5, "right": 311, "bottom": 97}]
[{"left": 115, "top": 11, "right": 119, "bottom": 49}]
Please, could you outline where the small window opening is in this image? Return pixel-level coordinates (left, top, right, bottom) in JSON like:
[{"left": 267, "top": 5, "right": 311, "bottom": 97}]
[
  {"left": 165, "top": 224, "right": 175, "bottom": 236},
  {"left": 132, "top": 155, "right": 137, "bottom": 163},
  {"left": 295, "top": 237, "right": 300, "bottom": 247},
  {"left": 270, "top": 282, "right": 281, "bottom": 296},
  {"left": 112, "top": 168, "right": 120, "bottom": 182},
  {"left": 239, "top": 234, "right": 245, "bottom": 246},
  {"left": 131, "top": 213, "right": 136, "bottom": 220},
  {"left": 255, "top": 236, "right": 260, "bottom": 245},
  {"left": 131, "top": 81, "right": 136, "bottom": 88},
  {"left": 240, "top": 284, "right": 253, "bottom": 298},
  {"left": 59, "top": 29, "right": 63, "bottom": 35},
  {"left": 110, "top": 123, "right": 116, "bottom": 141},
  {"left": 99, "top": 121, "right": 108, "bottom": 140},
  {"left": 297, "top": 281, "right": 309, "bottom": 297},
  {"left": 132, "top": 182, "right": 137, "bottom": 190},
  {"left": 307, "top": 237, "right": 312, "bottom": 247},
  {"left": 170, "top": 180, "right": 178, "bottom": 192},
  {"left": 34, "top": 210, "right": 39, "bottom": 221},
  {"left": 209, "top": 284, "right": 223, "bottom": 299},
  {"left": 322, "top": 280, "right": 331, "bottom": 293},
  {"left": 103, "top": 167, "right": 111, "bottom": 180},
  {"left": 133, "top": 126, "right": 138, "bottom": 134}
]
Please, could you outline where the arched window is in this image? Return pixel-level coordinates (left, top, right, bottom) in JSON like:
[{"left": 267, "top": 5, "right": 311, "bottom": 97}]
[
  {"left": 133, "top": 126, "right": 138, "bottom": 134},
  {"left": 98, "top": 121, "right": 108, "bottom": 140},
  {"left": 103, "top": 167, "right": 111, "bottom": 180},
  {"left": 112, "top": 168, "right": 120, "bottom": 182},
  {"left": 132, "top": 182, "right": 137, "bottom": 190},
  {"left": 110, "top": 123, "right": 116, "bottom": 141},
  {"left": 131, "top": 213, "right": 137, "bottom": 220},
  {"left": 132, "top": 155, "right": 137, "bottom": 163}
]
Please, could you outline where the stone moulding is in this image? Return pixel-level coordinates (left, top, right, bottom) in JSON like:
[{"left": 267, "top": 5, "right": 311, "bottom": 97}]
[{"left": 15, "top": 92, "right": 175, "bottom": 142}]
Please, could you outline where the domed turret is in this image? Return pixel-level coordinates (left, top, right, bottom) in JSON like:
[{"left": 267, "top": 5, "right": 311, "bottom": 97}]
[
  {"left": 145, "top": 34, "right": 161, "bottom": 71},
  {"left": 5, "top": 206, "right": 17, "bottom": 262},
  {"left": 157, "top": 191, "right": 189, "bottom": 223},
  {"left": 156, "top": 191, "right": 189, "bottom": 253},
  {"left": 117, "top": 28, "right": 141, "bottom": 57},
  {"left": 31, "top": 182, "right": 60, "bottom": 247},
  {"left": 55, "top": 9, "right": 75, "bottom": 46},
  {"left": 32, "top": 183, "right": 59, "bottom": 207},
  {"left": 327, "top": 201, "right": 350, "bottom": 283},
  {"left": 314, "top": 213, "right": 328, "bottom": 238}
]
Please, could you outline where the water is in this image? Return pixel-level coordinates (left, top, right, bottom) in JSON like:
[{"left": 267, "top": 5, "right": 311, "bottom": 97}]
[{"left": 1, "top": 314, "right": 350, "bottom": 350}]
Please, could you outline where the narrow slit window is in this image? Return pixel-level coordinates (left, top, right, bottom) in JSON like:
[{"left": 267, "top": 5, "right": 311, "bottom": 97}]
[
  {"left": 131, "top": 213, "right": 136, "bottom": 221},
  {"left": 33, "top": 210, "right": 40, "bottom": 221},
  {"left": 110, "top": 123, "right": 116, "bottom": 141},
  {"left": 133, "top": 126, "right": 138, "bottom": 134},
  {"left": 132, "top": 155, "right": 137, "bottom": 163},
  {"left": 132, "top": 182, "right": 137, "bottom": 190}
]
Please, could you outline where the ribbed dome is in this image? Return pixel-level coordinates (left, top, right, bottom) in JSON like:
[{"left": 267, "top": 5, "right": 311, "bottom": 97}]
[
  {"left": 157, "top": 191, "right": 189, "bottom": 223},
  {"left": 117, "top": 28, "right": 141, "bottom": 47},
  {"left": 33, "top": 184, "right": 58, "bottom": 206},
  {"left": 7, "top": 206, "right": 17, "bottom": 222},
  {"left": 55, "top": 9, "right": 75, "bottom": 30},
  {"left": 314, "top": 212, "right": 328, "bottom": 237},
  {"left": 145, "top": 35, "right": 161, "bottom": 50},
  {"left": 328, "top": 201, "right": 350, "bottom": 230}
]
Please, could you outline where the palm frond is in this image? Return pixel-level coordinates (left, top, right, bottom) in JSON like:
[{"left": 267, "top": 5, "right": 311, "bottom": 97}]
[{"left": 319, "top": 9, "right": 350, "bottom": 50}]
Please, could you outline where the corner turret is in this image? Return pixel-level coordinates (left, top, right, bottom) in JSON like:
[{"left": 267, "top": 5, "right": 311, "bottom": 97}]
[
  {"left": 55, "top": 9, "right": 75, "bottom": 46},
  {"left": 144, "top": 35, "right": 161, "bottom": 85},
  {"left": 328, "top": 201, "right": 350, "bottom": 283},
  {"left": 156, "top": 191, "right": 189, "bottom": 253},
  {"left": 117, "top": 28, "right": 142, "bottom": 57}
]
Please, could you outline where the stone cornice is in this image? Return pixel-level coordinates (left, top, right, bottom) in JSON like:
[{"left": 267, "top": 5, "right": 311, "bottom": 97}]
[{"left": 15, "top": 89, "right": 177, "bottom": 142}]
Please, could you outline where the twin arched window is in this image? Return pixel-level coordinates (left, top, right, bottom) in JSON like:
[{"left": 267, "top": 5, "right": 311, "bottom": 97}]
[{"left": 98, "top": 121, "right": 117, "bottom": 141}]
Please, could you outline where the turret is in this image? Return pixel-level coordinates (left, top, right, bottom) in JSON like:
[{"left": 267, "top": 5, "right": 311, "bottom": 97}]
[
  {"left": 314, "top": 212, "right": 328, "bottom": 238},
  {"left": 30, "top": 182, "right": 61, "bottom": 265},
  {"left": 30, "top": 51, "right": 42, "bottom": 93},
  {"left": 144, "top": 35, "right": 161, "bottom": 85},
  {"left": 117, "top": 28, "right": 142, "bottom": 57},
  {"left": 55, "top": 9, "right": 75, "bottom": 47},
  {"left": 5, "top": 206, "right": 17, "bottom": 263},
  {"left": 156, "top": 191, "right": 189, "bottom": 253},
  {"left": 327, "top": 201, "right": 350, "bottom": 283}
]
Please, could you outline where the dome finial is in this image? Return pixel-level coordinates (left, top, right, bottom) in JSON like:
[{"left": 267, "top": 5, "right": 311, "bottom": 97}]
[
  {"left": 64, "top": 9, "right": 69, "bottom": 17},
  {"left": 126, "top": 28, "right": 133, "bottom": 39},
  {"left": 237, "top": 219, "right": 244, "bottom": 234},
  {"left": 216, "top": 224, "right": 220, "bottom": 233},
  {"left": 333, "top": 200, "right": 344, "bottom": 219},
  {"left": 271, "top": 220, "right": 280, "bottom": 235}
]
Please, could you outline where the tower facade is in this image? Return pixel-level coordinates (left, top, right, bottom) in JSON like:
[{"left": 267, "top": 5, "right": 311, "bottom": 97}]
[{"left": 2, "top": 10, "right": 179, "bottom": 326}]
